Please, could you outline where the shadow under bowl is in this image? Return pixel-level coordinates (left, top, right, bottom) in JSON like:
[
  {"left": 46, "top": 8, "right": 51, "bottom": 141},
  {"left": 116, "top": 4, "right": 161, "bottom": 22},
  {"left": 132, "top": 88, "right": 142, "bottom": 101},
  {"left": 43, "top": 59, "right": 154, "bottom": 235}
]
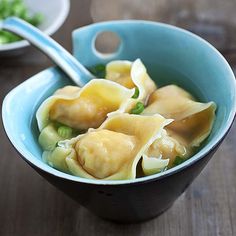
[{"left": 2, "top": 20, "right": 236, "bottom": 222}]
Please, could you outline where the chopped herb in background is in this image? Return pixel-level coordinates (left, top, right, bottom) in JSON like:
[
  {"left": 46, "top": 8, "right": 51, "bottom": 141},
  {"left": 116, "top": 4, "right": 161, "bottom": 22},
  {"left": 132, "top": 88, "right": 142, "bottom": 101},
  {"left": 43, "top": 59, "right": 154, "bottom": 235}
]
[
  {"left": 132, "top": 87, "right": 139, "bottom": 99},
  {"left": 0, "top": 31, "right": 21, "bottom": 44},
  {"left": 0, "top": 0, "right": 43, "bottom": 44},
  {"left": 88, "top": 64, "right": 106, "bottom": 78},
  {"left": 130, "top": 102, "right": 145, "bottom": 114},
  {"left": 173, "top": 156, "right": 186, "bottom": 166}
]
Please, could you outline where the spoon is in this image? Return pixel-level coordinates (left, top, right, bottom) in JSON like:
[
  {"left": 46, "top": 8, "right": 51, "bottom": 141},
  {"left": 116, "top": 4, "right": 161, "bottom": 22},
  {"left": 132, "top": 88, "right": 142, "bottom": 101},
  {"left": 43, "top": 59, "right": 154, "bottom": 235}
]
[{"left": 0, "top": 17, "right": 95, "bottom": 86}]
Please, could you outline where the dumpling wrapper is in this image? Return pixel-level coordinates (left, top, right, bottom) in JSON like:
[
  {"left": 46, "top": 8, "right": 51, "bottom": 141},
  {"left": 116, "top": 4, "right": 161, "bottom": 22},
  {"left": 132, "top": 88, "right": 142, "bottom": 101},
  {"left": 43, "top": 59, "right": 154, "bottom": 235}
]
[
  {"left": 143, "top": 85, "right": 216, "bottom": 146},
  {"left": 142, "top": 85, "right": 216, "bottom": 166},
  {"left": 36, "top": 79, "right": 135, "bottom": 131},
  {"left": 106, "top": 59, "right": 157, "bottom": 108},
  {"left": 38, "top": 123, "right": 66, "bottom": 151},
  {"left": 142, "top": 154, "right": 169, "bottom": 176},
  {"left": 106, "top": 60, "right": 134, "bottom": 88},
  {"left": 43, "top": 146, "right": 71, "bottom": 173},
  {"left": 44, "top": 113, "right": 172, "bottom": 180},
  {"left": 145, "top": 129, "right": 189, "bottom": 168}
]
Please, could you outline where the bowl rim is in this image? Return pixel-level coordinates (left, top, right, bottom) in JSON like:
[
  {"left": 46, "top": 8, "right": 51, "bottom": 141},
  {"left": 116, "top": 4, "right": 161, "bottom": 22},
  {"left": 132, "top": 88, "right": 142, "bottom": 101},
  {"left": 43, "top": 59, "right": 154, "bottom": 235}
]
[
  {"left": 0, "top": 0, "right": 70, "bottom": 52},
  {"left": 2, "top": 20, "right": 236, "bottom": 186}
]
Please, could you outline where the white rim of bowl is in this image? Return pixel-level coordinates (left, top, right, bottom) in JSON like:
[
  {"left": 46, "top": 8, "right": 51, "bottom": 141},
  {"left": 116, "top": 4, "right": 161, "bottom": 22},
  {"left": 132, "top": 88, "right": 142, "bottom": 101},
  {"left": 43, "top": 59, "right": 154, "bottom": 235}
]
[
  {"left": 0, "top": 0, "right": 70, "bottom": 51},
  {"left": 2, "top": 20, "right": 236, "bottom": 186}
]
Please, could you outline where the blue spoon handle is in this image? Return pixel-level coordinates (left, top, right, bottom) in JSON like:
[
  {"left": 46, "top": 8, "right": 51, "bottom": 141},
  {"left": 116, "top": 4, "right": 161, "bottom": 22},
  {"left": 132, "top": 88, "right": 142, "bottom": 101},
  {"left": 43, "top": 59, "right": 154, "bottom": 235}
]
[{"left": 0, "top": 17, "right": 94, "bottom": 86}]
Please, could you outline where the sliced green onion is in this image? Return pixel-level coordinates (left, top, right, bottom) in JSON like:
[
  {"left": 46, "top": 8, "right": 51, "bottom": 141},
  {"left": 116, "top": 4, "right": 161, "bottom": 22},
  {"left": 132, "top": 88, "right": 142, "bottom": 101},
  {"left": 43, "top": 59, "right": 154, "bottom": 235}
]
[
  {"left": 173, "top": 156, "right": 186, "bottom": 166},
  {"left": 88, "top": 64, "right": 106, "bottom": 78},
  {"left": 132, "top": 87, "right": 139, "bottom": 99},
  {"left": 57, "top": 126, "right": 73, "bottom": 139},
  {"left": 130, "top": 102, "right": 145, "bottom": 114}
]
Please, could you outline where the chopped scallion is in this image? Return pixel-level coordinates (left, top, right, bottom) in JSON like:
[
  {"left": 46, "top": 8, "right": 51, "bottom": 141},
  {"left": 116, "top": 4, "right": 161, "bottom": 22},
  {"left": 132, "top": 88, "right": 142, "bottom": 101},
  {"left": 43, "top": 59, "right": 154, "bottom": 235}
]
[
  {"left": 173, "top": 156, "right": 186, "bottom": 166},
  {"left": 88, "top": 64, "right": 106, "bottom": 78},
  {"left": 130, "top": 102, "right": 145, "bottom": 114},
  {"left": 132, "top": 87, "right": 139, "bottom": 99},
  {"left": 57, "top": 126, "right": 73, "bottom": 139}
]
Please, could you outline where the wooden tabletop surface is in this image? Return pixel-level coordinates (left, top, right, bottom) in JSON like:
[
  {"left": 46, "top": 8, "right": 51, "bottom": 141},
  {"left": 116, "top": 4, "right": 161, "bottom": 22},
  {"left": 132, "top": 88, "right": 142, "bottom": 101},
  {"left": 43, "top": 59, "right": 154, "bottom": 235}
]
[{"left": 0, "top": 1, "right": 235, "bottom": 235}]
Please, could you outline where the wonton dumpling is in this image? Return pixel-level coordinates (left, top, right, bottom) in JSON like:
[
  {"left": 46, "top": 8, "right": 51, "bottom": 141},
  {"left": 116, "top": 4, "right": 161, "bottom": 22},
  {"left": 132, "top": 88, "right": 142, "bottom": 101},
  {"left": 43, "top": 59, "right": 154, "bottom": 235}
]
[
  {"left": 143, "top": 85, "right": 216, "bottom": 146},
  {"left": 142, "top": 85, "right": 216, "bottom": 167},
  {"left": 144, "top": 129, "right": 189, "bottom": 168},
  {"left": 106, "top": 59, "right": 156, "bottom": 105},
  {"left": 36, "top": 79, "right": 135, "bottom": 131},
  {"left": 44, "top": 113, "right": 171, "bottom": 180},
  {"left": 106, "top": 60, "right": 134, "bottom": 88}
]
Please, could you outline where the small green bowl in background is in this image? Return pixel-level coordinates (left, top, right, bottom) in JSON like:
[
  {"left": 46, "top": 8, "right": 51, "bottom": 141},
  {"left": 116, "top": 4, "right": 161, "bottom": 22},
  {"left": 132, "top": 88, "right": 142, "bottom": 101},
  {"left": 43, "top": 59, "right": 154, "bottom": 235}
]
[{"left": 0, "top": 0, "right": 70, "bottom": 56}]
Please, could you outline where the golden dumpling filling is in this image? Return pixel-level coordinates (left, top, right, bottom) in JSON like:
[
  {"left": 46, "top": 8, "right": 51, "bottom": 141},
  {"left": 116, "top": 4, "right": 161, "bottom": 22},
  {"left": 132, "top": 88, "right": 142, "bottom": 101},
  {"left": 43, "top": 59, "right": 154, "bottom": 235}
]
[
  {"left": 37, "top": 59, "right": 216, "bottom": 180},
  {"left": 106, "top": 60, "right": 135, "bottom": 88},
  {"left": 106, "top": 59, "right": 156, "bottom": 103},
  {"left": 146, "top": 130, "right": 190, "bottom": 167},
  {"left": 50, "top": 95, "right": 113, "bottom": 130},
  {"left": 75, "top": 130, "right": 136, "bottom": 179}
]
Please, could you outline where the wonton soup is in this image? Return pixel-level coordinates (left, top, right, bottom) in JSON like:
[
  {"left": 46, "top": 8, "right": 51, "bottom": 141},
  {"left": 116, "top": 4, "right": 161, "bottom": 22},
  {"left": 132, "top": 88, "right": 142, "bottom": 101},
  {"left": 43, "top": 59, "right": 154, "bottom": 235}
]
[{"left": 36, "top": 59, "right": 216, "bottom": 180}]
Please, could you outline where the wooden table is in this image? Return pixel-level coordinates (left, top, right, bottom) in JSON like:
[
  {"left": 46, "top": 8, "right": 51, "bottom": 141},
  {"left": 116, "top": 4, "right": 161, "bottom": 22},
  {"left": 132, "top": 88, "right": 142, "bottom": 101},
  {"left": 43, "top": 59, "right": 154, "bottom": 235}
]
[{"left": 0, "top": 1, "right": 235, "bottom": 235}]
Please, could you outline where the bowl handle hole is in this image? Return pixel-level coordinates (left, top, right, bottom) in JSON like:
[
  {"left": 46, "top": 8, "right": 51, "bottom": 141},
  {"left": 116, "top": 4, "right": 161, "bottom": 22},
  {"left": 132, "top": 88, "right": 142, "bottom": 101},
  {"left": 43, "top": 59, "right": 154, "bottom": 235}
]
[{"left": 94, "top": 31, "right": 121, "bottom": 58}]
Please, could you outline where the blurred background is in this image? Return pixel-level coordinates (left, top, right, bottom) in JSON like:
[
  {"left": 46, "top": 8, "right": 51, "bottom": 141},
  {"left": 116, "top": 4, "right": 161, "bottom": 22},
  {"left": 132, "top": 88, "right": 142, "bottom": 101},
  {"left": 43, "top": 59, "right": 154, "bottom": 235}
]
[
  {"left": 92, "top": 0, "right": 236, "bottom": 52},
  {"left": 2, "top": 0, "right": 236, "bottom": 65},
  {"left": 0, "top": 1, "right": 235, "bottom": 236}
]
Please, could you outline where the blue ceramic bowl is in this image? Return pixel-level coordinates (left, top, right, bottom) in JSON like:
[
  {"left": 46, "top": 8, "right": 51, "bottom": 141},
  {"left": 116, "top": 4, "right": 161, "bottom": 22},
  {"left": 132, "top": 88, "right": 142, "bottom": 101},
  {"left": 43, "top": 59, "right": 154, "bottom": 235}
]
[{"left": 2, "top": 21, "right": 236, "bottom": 222}]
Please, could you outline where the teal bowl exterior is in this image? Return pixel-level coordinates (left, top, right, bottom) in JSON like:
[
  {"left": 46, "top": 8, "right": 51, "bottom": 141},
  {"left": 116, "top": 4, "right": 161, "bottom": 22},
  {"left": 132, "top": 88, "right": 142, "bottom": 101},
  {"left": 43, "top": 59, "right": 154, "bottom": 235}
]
[{"left": 2, "top": 21, "right": 236, "bottom": 222}]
